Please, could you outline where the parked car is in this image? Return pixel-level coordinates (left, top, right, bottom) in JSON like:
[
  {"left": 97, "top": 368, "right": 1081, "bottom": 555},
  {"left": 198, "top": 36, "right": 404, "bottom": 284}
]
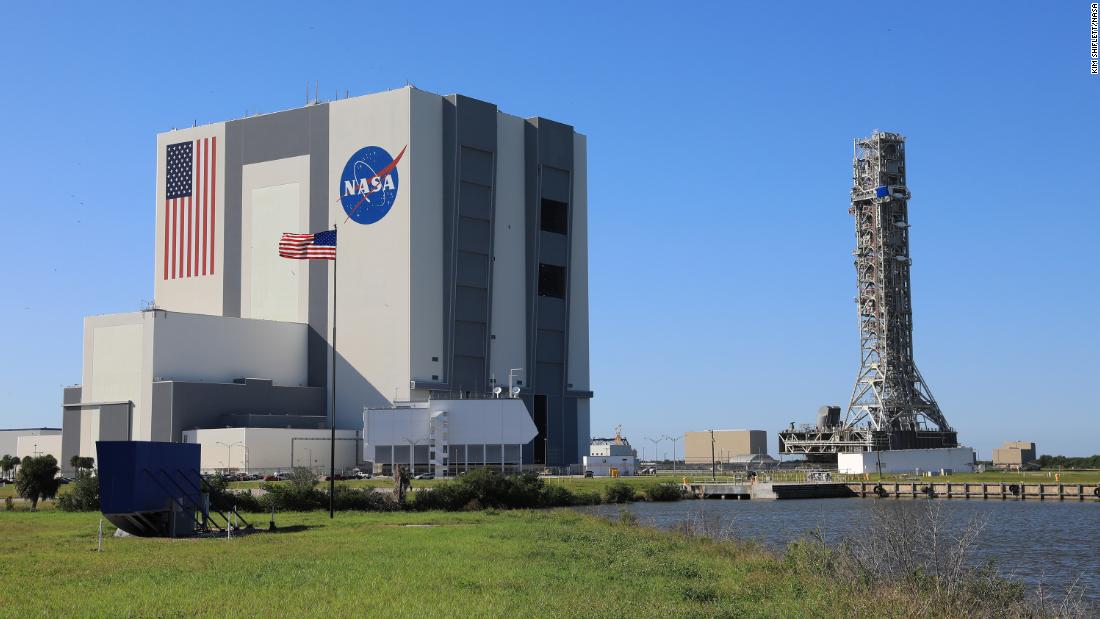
[
  {"left": 355, "top": 471, "right": 372, "bottom": 479},
  {"left": 413, "top": 473, "right": 434, "bottom": 480},
  {"left": 584, "top": 470, "right": 594, "bottom": 478}
]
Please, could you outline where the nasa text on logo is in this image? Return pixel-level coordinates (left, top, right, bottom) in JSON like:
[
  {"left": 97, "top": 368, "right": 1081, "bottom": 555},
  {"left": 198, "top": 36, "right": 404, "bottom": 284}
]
[{"left": 339, "top": 145, "right": 407, "bottom": 224}]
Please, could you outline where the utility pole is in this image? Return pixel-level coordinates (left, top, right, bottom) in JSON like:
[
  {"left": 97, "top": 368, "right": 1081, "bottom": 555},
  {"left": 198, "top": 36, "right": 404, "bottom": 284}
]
[{"left": 709, "top": 430, "right": 716, "bottom": 481}]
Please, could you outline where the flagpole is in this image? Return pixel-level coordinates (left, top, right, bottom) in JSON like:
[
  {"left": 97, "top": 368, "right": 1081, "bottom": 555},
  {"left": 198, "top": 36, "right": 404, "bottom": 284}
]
[{"left": 329, "top": 224, "right": 337, "bottom": 519}]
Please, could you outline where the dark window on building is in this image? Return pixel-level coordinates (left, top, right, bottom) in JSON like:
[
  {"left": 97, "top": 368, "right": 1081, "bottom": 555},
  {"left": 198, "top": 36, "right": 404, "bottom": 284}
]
[
  {"left": 533, "top": 394, "right": 548, "bottom": 464},
  {"left": 538, "top": 264, "right": 566, "bottom": 298},
  {"left": 540, "top": 198, "right": 568, "bottom": 234}
]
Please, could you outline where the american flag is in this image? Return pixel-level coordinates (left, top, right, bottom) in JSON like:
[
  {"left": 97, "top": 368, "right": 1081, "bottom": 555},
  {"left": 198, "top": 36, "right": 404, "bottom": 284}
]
[
  {"left": 279, "top": 230, "right": 337, "bottom": 260},
  {"left": 164, "top": 137, "right": 217, "bottom": 279}
]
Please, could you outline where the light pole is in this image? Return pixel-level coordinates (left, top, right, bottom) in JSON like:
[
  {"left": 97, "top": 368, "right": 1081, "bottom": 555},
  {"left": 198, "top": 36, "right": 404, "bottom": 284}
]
[
  {"left": 663, "top": 435, "right": 681, "bottom": 473},
  {"left": 217, "top": 441, "right": 246, "bottom": 474},
  {"left": 216, "top": 441, "right": 234, "bottom": 474},
  {"left": 644, "top": 436, "right": 662, "bottom": 472},
  {"left": 508, "top": 368, "right": 524, "bottom": 398}
]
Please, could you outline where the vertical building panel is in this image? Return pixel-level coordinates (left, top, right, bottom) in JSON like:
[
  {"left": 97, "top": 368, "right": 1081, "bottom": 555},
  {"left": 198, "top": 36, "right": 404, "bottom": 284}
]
[{"left": 442, "top": 95, "right": 498, "bottom": 394}]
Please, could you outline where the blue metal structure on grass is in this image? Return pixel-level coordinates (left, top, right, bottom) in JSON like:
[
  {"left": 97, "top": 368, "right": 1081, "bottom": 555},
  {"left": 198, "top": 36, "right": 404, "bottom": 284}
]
[{"left": 96, "top": 441, "right": 203, "bottom": 537}]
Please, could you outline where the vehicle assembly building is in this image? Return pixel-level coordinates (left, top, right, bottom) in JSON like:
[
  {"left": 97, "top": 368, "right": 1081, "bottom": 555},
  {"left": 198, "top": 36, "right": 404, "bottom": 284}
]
[
  {"left": 58, "top": 86, "right": 592, "bottom": 473},
  {"left": 780, "top": 132, "right": 962, "bottom": 462}
]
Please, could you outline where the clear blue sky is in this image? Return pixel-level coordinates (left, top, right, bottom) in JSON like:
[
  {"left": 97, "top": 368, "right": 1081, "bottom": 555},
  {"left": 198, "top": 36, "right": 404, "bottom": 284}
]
[{"left": 1, "top": 2, "right": 1096, "bottom": 457}]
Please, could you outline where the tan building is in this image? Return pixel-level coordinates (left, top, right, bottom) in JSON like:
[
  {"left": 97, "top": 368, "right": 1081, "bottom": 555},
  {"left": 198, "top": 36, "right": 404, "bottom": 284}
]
[
  {"left": 992, "top": 441, "right": 1037, "bottom": 469},
  {"left": 684, "top": 430, "right": 767, "bottom": 465}
]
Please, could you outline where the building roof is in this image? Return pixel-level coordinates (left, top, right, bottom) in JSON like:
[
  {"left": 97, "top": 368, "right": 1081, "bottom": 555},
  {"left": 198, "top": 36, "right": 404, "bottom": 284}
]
[{"left": 0, "top": 428, "right": 62, "bottom": 432}]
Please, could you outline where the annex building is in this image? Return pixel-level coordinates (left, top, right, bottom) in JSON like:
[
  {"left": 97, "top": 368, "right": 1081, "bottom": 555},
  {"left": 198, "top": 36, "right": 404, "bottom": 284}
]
[{"left": 60, "top": 86, "right": 592, "bottom": 473}]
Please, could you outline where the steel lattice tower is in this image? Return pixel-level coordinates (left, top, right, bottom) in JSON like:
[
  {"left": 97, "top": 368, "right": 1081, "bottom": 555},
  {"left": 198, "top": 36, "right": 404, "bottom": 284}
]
[{"left": 845, "top": 131, "right": 951, "bottom": 435}]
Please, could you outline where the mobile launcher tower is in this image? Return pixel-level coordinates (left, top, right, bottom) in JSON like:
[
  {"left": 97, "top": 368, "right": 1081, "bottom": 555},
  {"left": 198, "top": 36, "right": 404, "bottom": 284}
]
[{"left": 780, "top": 132, "right": 958, "bottom": 462}]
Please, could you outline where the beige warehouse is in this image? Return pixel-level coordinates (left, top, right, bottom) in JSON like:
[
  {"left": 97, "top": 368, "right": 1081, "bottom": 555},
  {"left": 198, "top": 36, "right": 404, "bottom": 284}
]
[{"left": 683, "top": 430, "right": 767, "bottom": 465}]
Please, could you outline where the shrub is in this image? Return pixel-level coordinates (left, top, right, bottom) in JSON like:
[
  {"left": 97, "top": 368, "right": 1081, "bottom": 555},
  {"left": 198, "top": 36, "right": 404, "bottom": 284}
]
[
  {"left": 412, "top": 468, "right": 587, "bottom": 511},
  {"left": 645, "top": 482, "right": 685, "bottom": 502},
  {"left": 603, "top": 481, "right": 636, "bottom": 504},
  {"left": 538, "top": 484, "right": 575, "bottom": 508},
  {"left": 261, "top": 468, "right": 326, "bottom": 511},
  {"left": 57, "top": 471, "right": 100, "bottom": 512},
  {"left": 224, "top": 490, "right": 264, "bottom": 513},
  {"left": 332, "top": 486, "right": 397, "bottom": 512}
]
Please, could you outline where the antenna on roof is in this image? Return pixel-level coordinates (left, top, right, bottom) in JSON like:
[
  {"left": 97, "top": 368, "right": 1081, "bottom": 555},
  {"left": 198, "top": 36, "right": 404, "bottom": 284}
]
[
  {"left": 314, "top": 81, "right": 319, "bottom": 104},
  {"left": 305, "top": 82, "right": 309, "bottom": 106}
]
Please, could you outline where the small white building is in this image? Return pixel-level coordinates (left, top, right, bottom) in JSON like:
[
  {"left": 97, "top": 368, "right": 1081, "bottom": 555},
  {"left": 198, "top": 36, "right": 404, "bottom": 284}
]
[
  {"left": 364, "top": 398, "right": 537, "bottom": 477},
  {"left": 838, "top": 447, "right": 976, "bottom": 475},
  {"left": 583, "top": 433, "right": 637, "bottom": 476},
  {"left": 181, "top": 427, "right": 359, "bottom": 474}
]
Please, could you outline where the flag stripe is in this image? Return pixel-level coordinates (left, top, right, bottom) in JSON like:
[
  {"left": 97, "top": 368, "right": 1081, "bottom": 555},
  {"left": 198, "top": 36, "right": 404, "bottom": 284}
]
[
  {"left": 211, "top": 136, "right": 216, "bottom": 275},
  {"left": 202, "top": 137, "right": 208, "bottom": 276},
  {"left": 163, "top": 199, "right": 169, "bottom": 280},
  {"left": 171, "top": 199, "right": 177, "bottom": 279}
]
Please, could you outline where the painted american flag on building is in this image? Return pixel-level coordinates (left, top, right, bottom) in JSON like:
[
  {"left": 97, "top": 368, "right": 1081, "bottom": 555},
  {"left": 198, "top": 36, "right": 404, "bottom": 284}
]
[{"left": 164, "top": 137, "right": 216, "bottom": 279}]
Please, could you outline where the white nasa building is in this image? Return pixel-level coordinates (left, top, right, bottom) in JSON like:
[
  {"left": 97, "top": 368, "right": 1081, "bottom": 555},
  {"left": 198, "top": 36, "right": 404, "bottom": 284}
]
[{"left": 58, "top": 86, "right": 592, "bottom": 474}]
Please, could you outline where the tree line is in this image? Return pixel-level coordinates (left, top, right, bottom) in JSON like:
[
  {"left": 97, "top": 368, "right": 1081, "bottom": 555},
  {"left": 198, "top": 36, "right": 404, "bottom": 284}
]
[{"left": 1036, "top": 454, "right": 1100, "bottom": 469}]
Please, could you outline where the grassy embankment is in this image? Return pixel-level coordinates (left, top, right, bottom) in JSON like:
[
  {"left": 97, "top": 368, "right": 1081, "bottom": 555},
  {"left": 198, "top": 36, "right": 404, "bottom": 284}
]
[{"left": 0, "top": 507, "right": 965, "bottom": 617}]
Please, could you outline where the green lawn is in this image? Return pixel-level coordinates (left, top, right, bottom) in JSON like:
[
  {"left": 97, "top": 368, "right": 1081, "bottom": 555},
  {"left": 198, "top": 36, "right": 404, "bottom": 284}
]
[{"left": 0, "top": 507, "right": 905, "bottom": 617}]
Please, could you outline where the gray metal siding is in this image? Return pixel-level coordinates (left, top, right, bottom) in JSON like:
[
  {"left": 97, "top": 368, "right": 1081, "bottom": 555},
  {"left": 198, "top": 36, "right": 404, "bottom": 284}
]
[
  {"left": 60, "top": 386, "right": 82, "bottom": 473},
  {"left": 523, "top": 117, "right": 578, "bottom": 465},
  {"left": 442, "top": 95, "right": 498, "bottom": 394},
  {"left": 155, "top": 380, "right": 325, "bottom": 441}
]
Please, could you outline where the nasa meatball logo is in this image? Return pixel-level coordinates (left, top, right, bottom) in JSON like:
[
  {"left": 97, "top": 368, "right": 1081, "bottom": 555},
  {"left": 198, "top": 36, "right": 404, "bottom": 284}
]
[{"left": 339, "top": 145, "right": 407, "bottom": 224}]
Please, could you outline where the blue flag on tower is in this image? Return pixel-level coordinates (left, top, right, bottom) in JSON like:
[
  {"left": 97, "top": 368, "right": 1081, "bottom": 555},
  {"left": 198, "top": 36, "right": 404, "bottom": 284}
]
[{"left": 279, "top": 230, "right": 337, "bottom": 260}]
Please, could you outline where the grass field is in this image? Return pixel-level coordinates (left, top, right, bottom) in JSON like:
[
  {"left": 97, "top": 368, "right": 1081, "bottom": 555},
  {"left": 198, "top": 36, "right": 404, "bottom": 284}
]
[{"left": 0, "top": 507, "right": 899, "bottom": 617}]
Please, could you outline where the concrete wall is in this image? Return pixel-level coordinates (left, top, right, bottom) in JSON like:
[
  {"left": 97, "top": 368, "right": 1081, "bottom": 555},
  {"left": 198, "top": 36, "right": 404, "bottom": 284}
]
[
  {"left": 327, "top": 88, "right": 414, "bottom": 425},
  {"left": 1, "top": 429, "right": 62, "bottom": 460},
  {"left": 150, "top": 311, "right": 308, "bottom": 387},
  {"left": 80, "top": 311, "right": 309, "bottom": 442},
  {"left": 684, "top": 430, "right": 768, "bottom": 464},
  {"left": 240, "top": 156, "right": 312, "bottom": 323},
  {"left": 181, "top": 427, "right": 358, "bottom": 472},
  {"left": 16, "top": 434, "right": 63, "bottom": 464},
  {"left": 489, "top": 113, "right": 527, "bottom": 390},
  {"left": 838, "top": 447, "right": 976, "bottom": 474}
]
